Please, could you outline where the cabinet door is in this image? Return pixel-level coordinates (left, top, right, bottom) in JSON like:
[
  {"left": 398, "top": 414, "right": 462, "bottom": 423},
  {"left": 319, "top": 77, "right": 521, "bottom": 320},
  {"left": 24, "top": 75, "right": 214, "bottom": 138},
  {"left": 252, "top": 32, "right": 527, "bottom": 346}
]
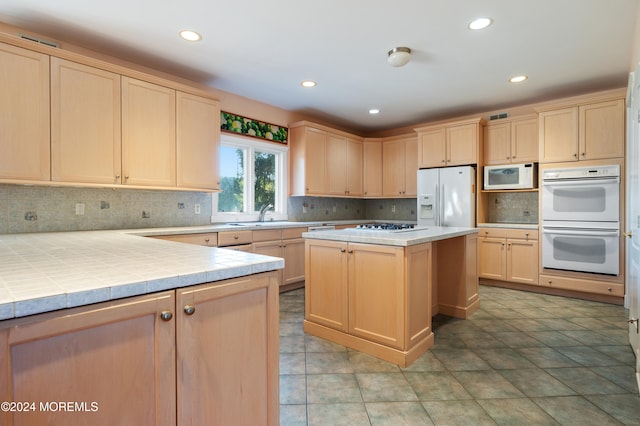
[
  {"left": 511, "top": 118, "right": 538, "bottom": 163},
  {"left": 346, "top": 137, "right": 364, "bottom": 196},
  {"left": 506, "top": 239, "right": 539, "bottom": 285},
  {"left": 0, "top": 43, "right": 50, "bottom": 181},
  {"left": 304, "top": 128, "right": 327, "bottom": 194},
  {"left": 254, "top": 240, "right": 284, "bottom": 284},
  {"left": 176, "top": 273, "right": 279, "bottom": 425},
  {"left": 176, "top": 92, "right": 220, "bottom": 189},
  {"left": 403, "top": 136, "right": 418, "bottom": 196},
  {"left": 51, "top": 58, "right": 122, "bottom": 184},
  {"left": 348, "top": 243, "right": 405, "bottom": 349},
  {"left": 539, "top": 107, "right": 579, "bottom": 163},
  {"left": 0, "top": 291, "right": 176, "bottom": 426},
  {"left": 122, "top": 77, "right": 176, "bottom": 187},
  {"left": 282, "top": 237, "right": 305, "bottom": 286},
  {"left": 447, "top": 123, "right": 478, "bottom": 166},
  {"left": 326, "top": 133, "right": 348, "bottom": 195},
  {"left": 579, "top": 99, "right": 625, "bottom": 160},
  {"left": 363, "top": 139, "right": 382, "bottom": 197},
  {"left": 477, "top": 237, "right": 506, "bottom": 280},
  {"left": 305, "top": 240, "right": 348, "bottom": 331},
  {"left": 418, "top": 128, "right": 446, "bottom": 168},
  {"left": 483, "top": 122, "right": 511, "bottom": 165},
  {"left": 382, "top": 139, "right": 404, "bottom": 196}
]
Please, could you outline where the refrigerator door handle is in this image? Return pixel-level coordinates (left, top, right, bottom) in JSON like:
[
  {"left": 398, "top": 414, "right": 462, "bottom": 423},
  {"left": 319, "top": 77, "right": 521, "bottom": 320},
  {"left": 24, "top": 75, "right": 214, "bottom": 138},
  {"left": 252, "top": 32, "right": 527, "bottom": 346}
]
[
  {"left": 440, "top": 183, "right": 445, "bottom": 226},
  {"left": 435, "top": 183, "right": 440, "bottom": 226}
]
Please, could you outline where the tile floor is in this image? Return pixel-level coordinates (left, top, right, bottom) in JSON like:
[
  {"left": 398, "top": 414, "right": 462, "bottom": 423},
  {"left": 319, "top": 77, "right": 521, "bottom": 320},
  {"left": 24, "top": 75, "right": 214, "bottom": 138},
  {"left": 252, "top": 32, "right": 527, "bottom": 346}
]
[{"left": 279, "top": 285, "right": 640, "bottom": 425}]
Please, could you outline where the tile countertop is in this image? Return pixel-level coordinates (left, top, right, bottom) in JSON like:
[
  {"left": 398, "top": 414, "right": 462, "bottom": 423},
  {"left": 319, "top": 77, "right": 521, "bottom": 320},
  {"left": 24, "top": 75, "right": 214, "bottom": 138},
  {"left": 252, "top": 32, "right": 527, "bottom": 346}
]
[
  {"left": 476, "top": 223, "right": 539, "bottom": 230},
  {"left": 0, "top": 230, "right": 284, "bottom": 321},
  {"left": 302, "top": 226, "right": 478, "bottom": 247}
]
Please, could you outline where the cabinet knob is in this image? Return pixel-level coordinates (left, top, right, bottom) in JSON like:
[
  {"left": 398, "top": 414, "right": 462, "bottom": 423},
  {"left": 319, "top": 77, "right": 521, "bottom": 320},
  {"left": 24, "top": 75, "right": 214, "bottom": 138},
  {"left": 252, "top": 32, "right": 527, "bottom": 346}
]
[
  {"left": 573, "top": 153, "right": 578, "bottom": 158},
  {"left": 624, "top": 231, "right": 633, "bottom": 238},
  {"left": 183, "top": 305, "right": 196, "bottom": 315},
  {"left": 340, "top": 248, "right": 346, "bottom": 253},
  {"left": 348, "top": 249, "right": 353, "bottom": 254},
  {"left": 608, "top": 287, "right": 612, "bottom": 292},
  {"left": 160, "top": 311, "right": 173, "bottom": 321},
  {"left": 115, "top": 175, "right": 120, "bottom": 180},
  {"left": 442, "top": 159, "right": 445, "bottom": 163},
  {"left": 548, "top": 280, "right": 552, "bottom": 284},
  {"left": 125, "top": 175, "right": 130, "bottom": 181},
  {"left": 204, "top": 238, "right": 210, "bottom": 243},
  {"left": 581, "top": 152, "right": 585, "bottom": 156},
  {"left": 234, "top": 235, "right": 239, "bottom": 240}
]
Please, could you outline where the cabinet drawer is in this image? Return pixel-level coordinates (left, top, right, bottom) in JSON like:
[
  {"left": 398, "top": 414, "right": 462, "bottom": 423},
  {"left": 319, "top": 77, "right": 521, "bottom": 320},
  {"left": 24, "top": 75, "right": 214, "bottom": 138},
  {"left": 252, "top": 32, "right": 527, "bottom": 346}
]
[
  {"left": 478, "top": 228, "right": 509, "bottom": 239},
  {"left": 253, "top": 229, "right": 282, "bottom": 242},
  {"left": 282, "top": 227, "right": 306, "bottom": 239},
  {"left": 507, "top": 229, "right": 538, "bottom": 240},
  {"left": 218, "top": 230, "right": 253, "bottom": 246},
  {"left": 149, "top": 232, "right": 217, "bottom": 247},
  {"left": 539, "top": 274, "right": 623, "bottom": 296}
]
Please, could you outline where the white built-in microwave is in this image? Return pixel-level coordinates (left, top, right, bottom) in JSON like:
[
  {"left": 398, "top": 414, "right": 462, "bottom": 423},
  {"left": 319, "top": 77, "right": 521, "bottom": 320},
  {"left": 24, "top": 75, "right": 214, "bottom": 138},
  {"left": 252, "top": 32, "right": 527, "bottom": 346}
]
[{"left": 483, "top": 163, "right": 537, "bottom": 190}]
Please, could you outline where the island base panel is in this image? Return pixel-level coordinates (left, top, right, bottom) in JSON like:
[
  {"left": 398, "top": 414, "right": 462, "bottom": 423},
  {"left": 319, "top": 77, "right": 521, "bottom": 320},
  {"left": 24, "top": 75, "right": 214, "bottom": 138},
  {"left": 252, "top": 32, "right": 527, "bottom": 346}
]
[{"left": 303, "top": 320, "right": 434, "bottom": 367}]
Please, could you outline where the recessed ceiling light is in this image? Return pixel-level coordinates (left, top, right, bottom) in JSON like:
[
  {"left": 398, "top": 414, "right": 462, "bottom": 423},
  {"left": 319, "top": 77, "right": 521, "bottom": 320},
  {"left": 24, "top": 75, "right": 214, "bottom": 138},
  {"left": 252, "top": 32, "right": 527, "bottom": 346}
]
[
  {"left": 468, "top": 17, "right": 493, "bottom": 30},
  {"left": 179, "top": 30, "right": 202, "bottom": 41},
  {"left": 369, "top": 109, "right": 380, "bottom": 115},
  {"left": 301, "top": 80, "right": 317, "bottom": 88},
  {"left": 509, "top": 75, "right": 528, "bottom": 83}
]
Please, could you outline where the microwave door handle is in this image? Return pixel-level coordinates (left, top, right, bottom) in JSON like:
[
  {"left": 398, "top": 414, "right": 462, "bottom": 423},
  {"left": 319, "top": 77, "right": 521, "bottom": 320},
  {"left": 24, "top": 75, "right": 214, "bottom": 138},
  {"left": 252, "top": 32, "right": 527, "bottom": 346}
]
[
  {"left": 542, "top": 228, "right": 620, "bottom": 237},
  {"left": 542, "top": 177, "right": 620, "bottom": 186}
]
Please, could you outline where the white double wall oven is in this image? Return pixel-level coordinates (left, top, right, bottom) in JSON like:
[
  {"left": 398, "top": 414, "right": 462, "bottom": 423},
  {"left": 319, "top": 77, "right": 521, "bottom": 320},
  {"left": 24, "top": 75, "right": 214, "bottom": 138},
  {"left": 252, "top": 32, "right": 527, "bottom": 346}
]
[{"left": 541, "top": 164, "right": 621, "bottom": 275}]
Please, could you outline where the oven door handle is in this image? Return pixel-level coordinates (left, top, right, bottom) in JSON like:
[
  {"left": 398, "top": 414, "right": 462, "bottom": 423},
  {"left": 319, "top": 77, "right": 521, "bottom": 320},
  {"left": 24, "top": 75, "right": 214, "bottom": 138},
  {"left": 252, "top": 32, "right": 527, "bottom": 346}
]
[
  {"left": 542, "top": 228, "right": 620, "bottom": 237},
  {"left": 542, "top": 177, "right": 619, "bottom": 186}
]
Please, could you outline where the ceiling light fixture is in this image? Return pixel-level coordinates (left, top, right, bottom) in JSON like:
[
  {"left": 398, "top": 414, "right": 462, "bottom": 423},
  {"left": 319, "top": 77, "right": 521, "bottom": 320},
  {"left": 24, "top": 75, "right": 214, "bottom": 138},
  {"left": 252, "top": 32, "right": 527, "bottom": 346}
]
[
  {"left": 179, "top": 30, "right": 202, "bottom": 41},
  {"left": 387, "top": 47, "right": 411, "bottom": 67},
  {"left": 369, "top": 109, "right": 380, "bottom": 115},
  {"left": 301, "top": 80, "right": 317, "bottom": 88},
  {"left": 509, "top": 75, "right": 528, "bottom": 83},
  {"left": 468, "top": 17, "right": 493, "bottom": 30}
]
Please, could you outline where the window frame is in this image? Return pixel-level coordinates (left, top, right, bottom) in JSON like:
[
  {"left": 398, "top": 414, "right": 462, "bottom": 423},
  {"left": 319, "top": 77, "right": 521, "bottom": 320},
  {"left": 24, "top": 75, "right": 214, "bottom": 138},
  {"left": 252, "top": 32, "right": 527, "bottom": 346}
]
[{"left": 212, "top": 133, "right": 288, "bottom": 223}]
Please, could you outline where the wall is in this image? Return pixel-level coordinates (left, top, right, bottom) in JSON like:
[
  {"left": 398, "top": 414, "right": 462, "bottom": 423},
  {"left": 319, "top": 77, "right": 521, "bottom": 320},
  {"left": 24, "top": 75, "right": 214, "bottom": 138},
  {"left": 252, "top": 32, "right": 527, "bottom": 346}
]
[
  {"left": 486, "top": 192, "right": 538, "bottom": 224},
  {"left": 0, "top": 185, "right": 212, "bottom": 234},
  {"left": 286, "top": 197, "right": 416, "bottom": 222}
]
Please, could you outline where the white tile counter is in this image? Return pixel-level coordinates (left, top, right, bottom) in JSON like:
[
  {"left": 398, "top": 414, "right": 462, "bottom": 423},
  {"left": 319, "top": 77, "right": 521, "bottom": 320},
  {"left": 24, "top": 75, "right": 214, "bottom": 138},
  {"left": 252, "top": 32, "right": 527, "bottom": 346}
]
[
  {"left": 302, "top": 226, "right": 478, "bottom": 247},
  {"left": 0, "top": 231, "right": 284, "bottom": 320}
]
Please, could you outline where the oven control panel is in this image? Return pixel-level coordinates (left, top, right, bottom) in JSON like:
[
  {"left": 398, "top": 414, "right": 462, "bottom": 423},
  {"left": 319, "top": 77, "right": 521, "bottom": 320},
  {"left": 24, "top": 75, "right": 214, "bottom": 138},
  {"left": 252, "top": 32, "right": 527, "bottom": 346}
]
[{"left": 542, "top": 164, "right": 620, "bottom": 180}]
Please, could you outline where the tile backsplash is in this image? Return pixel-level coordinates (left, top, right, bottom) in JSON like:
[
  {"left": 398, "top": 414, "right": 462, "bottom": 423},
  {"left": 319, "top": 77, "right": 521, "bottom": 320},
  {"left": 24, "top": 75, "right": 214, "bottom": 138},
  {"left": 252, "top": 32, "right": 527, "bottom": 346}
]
[
  {"left": 0, "top": 184, "right": 213, "bottom": 234},
  {"left": 1, "top": 185, "right": 422, "bottom": 234},
  {"left": 487, "top": 192, "right": 538, "bottom": 224}
]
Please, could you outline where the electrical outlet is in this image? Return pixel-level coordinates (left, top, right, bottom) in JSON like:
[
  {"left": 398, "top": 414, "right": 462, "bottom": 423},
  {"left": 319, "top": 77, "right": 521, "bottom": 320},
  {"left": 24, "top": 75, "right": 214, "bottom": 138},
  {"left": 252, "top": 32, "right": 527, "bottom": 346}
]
[
  {"left": 333, "top": 205, "right": 337, "bottom": 213},
  {"left": 392, "top": 204, "right": 396, "bottom": 213},
  {"left": 75, "top": 203, "right": 85, "bottom": 215},
  {"left": 303, "top": 204, "right": 308, "bottom": 213},
  {"left": 194, "top": 204, "right": 201, "bottom": 214}
]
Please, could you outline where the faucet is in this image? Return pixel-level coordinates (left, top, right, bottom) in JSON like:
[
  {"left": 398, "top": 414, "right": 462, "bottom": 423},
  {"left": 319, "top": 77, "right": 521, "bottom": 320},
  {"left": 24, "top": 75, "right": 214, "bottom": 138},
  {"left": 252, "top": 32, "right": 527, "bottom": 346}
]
[{"left": 258, "top": 203, "right": 273, "bottom": 222}]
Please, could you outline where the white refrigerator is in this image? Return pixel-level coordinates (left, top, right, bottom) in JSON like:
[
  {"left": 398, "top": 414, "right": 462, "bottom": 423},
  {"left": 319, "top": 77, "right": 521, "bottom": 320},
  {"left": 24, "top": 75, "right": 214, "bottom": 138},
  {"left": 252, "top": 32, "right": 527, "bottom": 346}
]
[{"left": 417, "top": 166, "right": 476, "bottom": 227}]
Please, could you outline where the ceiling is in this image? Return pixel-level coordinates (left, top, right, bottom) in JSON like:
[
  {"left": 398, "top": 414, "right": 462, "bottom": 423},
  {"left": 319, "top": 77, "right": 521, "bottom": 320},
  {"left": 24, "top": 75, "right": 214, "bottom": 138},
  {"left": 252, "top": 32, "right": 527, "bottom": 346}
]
[{"left": 0, "top": 0, "right": 638, "bottom": 133}]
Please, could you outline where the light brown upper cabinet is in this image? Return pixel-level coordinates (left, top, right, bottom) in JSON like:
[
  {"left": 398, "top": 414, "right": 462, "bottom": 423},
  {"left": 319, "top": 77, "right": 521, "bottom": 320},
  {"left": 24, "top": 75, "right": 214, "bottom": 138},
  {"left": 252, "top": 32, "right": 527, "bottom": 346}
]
[
  {"left": 51, "top": 58, "right": 122, "bottom": 184},
  {"left": 363, "top": 138, "right": 383, "bottom": 197},
  {"left": 289, "top": 121, "right": 363, "bottom": 197},
  {"left": 538, "top": 97, "right": 625, "bottom": 163},
  {"left": 416, "top": 118, "right": 482, "bottom": 168},
  {"left": 483, "top": 116, "right": 538, "bottom": 165},
  {"left": 121, "top": 77, "right": 176, "bottom": 187},
  {"left": 382, "top": 135, "right": 417, "bottom": 197},
  {"left": 176, "top": 92, "right": 220, "bottom": 190},
  {"left": 0, "top": 42, "right": 50, "bottom": 181}
]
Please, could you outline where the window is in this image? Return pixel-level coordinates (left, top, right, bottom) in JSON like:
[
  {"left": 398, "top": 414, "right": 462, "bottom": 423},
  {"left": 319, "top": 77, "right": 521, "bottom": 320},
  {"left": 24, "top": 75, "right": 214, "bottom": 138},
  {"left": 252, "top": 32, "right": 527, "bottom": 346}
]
[{"left": 212, "top": 134, "right": 288, "bottom": 222}]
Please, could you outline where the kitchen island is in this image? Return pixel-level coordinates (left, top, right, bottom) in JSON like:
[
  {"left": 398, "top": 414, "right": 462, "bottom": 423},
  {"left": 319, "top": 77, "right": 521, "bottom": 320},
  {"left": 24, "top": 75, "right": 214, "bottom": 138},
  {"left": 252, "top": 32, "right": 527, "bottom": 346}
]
[
  {"left": 302, "top": 226, "right": 478, "bottom": 367},
  {"left": 0, "top": 231, "right": 283, "bottom": 425}
]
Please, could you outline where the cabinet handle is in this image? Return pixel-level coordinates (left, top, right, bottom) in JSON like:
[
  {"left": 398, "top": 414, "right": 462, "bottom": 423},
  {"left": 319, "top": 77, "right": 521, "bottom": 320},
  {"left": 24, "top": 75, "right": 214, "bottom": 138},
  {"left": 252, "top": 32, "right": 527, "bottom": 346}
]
[
  {"left": 624, "top": 231, "right": 633, "bottom": 238},
  {"left": 348, "top": 249, "right": 353, "bottom": 254},
  {"left": 125, "top": 175, "right": 130, "bottom": 181},
  {"left": 442, "top": 159, "right": 445, "bottom": 163},
  {"left": 340, "top": 248, "right": 346, "bottom": 253},
  {"left": 160, "top": 311, "right": 173, "bottom": 321},
  {"left": 234, "top": 235, "right": 239, "bottom": 240},
  {"left": 183, "top": 305, "right": 196, "bottom": 315},
  {"left": 581, "top": 152, "right": 585, "bottom": 157},
  {"left": 573, "top": 153, "right": 578, "bottom": 158},
  {"left": 115, "top": 175, "right": 120, "bottom": 180},
  {"left": 204, "top": 238, "right": 210, "bottom": 243},
  {"left": 548, "top": 280, "right": 553, "bottom": 284},
  {"left": 607, "top": 287, "right": 612, "bottom": 292}
]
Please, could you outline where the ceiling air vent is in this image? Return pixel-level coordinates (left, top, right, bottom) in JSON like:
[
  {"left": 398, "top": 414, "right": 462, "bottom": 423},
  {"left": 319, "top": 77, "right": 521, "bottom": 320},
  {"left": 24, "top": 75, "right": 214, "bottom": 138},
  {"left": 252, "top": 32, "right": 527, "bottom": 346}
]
[
  {"left": 489, "top": 112, "right": 509, "bottom": 121},
  {"left": 19, "top": 33, "right": 60, "bottom": 48}
]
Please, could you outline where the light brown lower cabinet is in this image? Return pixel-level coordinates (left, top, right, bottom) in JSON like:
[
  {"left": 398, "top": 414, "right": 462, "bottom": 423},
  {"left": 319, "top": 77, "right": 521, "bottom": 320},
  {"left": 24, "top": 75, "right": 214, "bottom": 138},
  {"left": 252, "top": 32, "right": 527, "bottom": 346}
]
[
  {"left": 0, "top": 272, "right": 279, "bottom": 426},
  {"left": 304, "top": 239, "right": 434, "bottom": 366},
  {"left": 478, "top": 228, "right": 538, "bottom": 285},
  {"left": 253, "top": 227, "right": 306, "bottom": 289}
]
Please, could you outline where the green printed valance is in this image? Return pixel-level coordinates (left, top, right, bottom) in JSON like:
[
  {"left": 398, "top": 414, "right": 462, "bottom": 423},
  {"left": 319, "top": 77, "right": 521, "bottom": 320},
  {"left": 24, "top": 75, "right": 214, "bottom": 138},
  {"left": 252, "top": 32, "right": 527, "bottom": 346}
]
[{"left": 220, "top": 111, "right": 288, "bottom": 144}]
